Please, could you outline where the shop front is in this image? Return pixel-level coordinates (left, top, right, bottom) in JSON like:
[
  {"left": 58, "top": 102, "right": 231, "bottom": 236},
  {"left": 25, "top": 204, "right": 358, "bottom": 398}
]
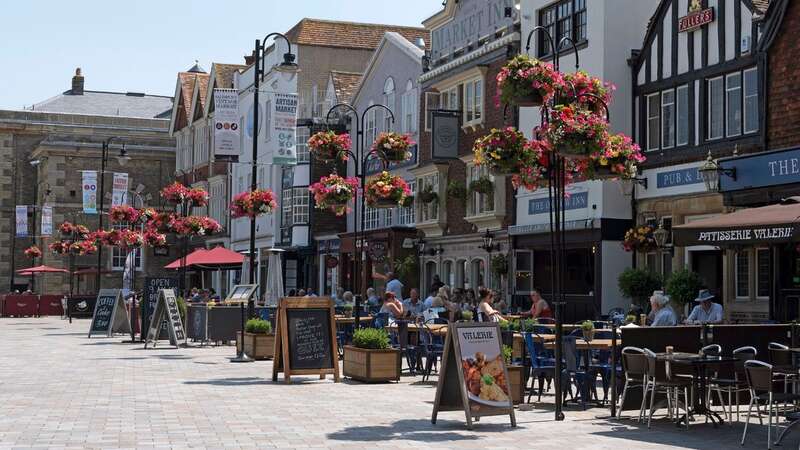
[
  {"left": 339, "top": 227, "right": 419, "bottom": 298},
  {"left": 511, "top": 180, "right": 631, "bottom": 321},
  {"left": 315, "top": 237, "right": 340, "bottom": 297}
]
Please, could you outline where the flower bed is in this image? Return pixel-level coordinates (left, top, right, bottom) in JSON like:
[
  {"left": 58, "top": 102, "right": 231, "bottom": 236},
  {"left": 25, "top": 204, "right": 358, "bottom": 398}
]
[
  {"left": 372, "top": 132, "right": 414, "bottom": 162},
  {"left": 308, "top": 130, "right": 351, "bottom": 161},
  {"left": 230, "top": 189, "right": 277, "bottom": 219},
  {"left": 364, "top": 171, "right": 410, "bottom": 208},
  {"left": 309, "top": 174, "right": 359, "bottom": 216}
]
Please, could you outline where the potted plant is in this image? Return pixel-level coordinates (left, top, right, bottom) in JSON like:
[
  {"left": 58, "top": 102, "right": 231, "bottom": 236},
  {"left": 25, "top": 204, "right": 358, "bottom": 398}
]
[
  {"left": 308, "top": 130, "right": 351, "bottom": 162},
  {"left": 342, "top": 303, "right": 354, "bottom": 318},
  {"left": 473, "top": 127, "right": 530, "bottom": 176},
  {"left": 580, "top": 320, "right": 595, "bottom": 341},
  {"left": 544, "top": 105, "right": 609, "bottom": 157},
  {"left": 665, "top": 268, "right": 704, "bottom": 319},
  {"left": 618, "top": 268, "right": 663, "bottom": 310},
  {"left": 230, "top": 189, "right": 278, "bottom": 219},
  {"left": 237, "top": 318, "right": 274, "bottom": 360},
  {"left": 364, "top": 171, "right": 411, "bottom": 209},
  {"left": 502, "top": 344, "right": 524, "bottom": 405},
  {"left": 418, "top": 185, "right": 438, "bottom": 204},
  {"left": 496, "top": 54, "right": 563, "bottom": 107},
  {"left": 343, "top": 328, "right": 401, "bottom": 382},
  {"left": 446, "top": 181, "right": 467, "bottom": 201},
  {"left": 622, "top": 225, "right": 659, "bottom": 253},
  {"left": 469, "top": 176, "right": 494, "bottom": 195},
  {"left": 460, "top": 310, "right": 474, "bottom": 322},
  {"left": 372, "top": 131, "right": 415, "bottom": 162},
  {"left": 499, "top": 319, "right": 517, "bottom": 348},
  {"left": 309, "top": 174, "right": 359, "bottom": 216},
  {"left": 625, "top": 314, "right": 637, "bottom": 325}
]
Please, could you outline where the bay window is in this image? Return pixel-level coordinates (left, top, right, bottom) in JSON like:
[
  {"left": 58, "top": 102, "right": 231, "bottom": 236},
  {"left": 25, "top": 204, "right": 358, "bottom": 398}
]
[
  {"left": 466, "top": 163, "right": 494, "bottom": 216},
  {"left": 463, "top": 77, "right": 483, "bottom": 126},
  {"left": 418, "top": 173, "right": 439, "bottom": 223}
]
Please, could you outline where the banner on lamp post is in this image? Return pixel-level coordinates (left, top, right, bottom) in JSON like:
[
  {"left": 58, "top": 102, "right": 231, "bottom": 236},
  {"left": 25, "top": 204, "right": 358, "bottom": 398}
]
[
  {"left": 82, "top": 170, "right": 98, "bottom": 214},
  {"left": 213, "top": 89, "right": 240, "bottom": 158},
  {"left": 111, "top": 172, "right": 129, "bottom": 206},
  {"left": 267, "top": 92, "right": 298, "bottom": 166},
  {"left": 15, "top": 205, "right": 28, "bottom": 237},
  {"left": 41, "top": 206, "right": 53, "bottom": 236}
]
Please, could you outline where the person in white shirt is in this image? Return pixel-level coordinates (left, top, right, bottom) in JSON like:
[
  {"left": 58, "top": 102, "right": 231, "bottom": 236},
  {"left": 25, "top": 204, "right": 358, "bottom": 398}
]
[
  {"left": 685, "top": 289, "right": 724, "bottom": 324},
  {"left": 649, "top": 290, "right": 677, "bottom": 327}
]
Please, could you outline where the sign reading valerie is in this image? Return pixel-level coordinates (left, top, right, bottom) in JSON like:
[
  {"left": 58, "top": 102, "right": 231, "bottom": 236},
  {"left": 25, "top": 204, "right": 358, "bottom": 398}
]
[
  {"left": 674, "top": 224, "right": 800, "bottom": 246},
  {"left": 528, "top": 192, "right": 589, "bottom": 215},
  {"left": 430, "top": 0, "right": 515, "bottom": 60},
  {"left": 720, "top": 147, "right": 800, "bottom": 192}
]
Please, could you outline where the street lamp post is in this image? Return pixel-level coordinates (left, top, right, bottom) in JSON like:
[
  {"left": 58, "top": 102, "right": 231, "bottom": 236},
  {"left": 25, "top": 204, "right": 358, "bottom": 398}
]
[
  {"left": 96, "top": 138, "right": 130, "bottom": 292},
  {"left": 314, "top": 103, "right": 396, "bottom": 329}
]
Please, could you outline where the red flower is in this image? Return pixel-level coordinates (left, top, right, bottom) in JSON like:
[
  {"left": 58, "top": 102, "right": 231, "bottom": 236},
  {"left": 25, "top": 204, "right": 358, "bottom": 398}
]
[
  {"left": 230, "top": 189, "right": 278, "bottom": 219},
  {"left": 109, "top": 205, "right": 139, "bottom": 224},
  {"left": 24, "top": 245, "right": 42, "bottom": 259}
]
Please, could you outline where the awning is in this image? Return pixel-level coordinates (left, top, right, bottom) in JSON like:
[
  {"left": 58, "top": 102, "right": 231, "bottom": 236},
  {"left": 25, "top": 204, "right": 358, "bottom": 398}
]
[
  {"left": 16, "top": 265, "right": 69, "bottom": 275},
  {"left": 673, "top": 196, "right": 800, "bottom": 246},
  {"left": 164, "top": 246, "right": 244, "bottom": 270}
]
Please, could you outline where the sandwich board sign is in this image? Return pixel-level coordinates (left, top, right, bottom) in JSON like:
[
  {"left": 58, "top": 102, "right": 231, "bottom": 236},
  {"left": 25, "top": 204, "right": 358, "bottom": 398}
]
[
  {"left": 431, "top": 322, "right": 516, "bottom": 430},
  {"left": 144, "top": 288, "right": 185, "bottom": 348},
  {"left": 272, "top": 297, "right": 339, "bottom": 383},
  {"left": 88, "top": 289, "right": 131, "bottom": 338},
  {"left": 142, "top": 277, "right": 178, "bottom": 340}
]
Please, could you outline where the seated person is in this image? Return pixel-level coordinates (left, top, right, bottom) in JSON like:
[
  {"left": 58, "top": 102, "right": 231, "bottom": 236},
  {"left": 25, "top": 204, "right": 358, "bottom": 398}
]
[
  {"left": 366, "top": 287, "right": 380, "bottom": 307},
  {"left": 685, "top": 289, "right": 724, "bottom": 324},
  {"left": 423, "top": 287, "right": 438, "bottom": 309},
  {"left": 477, "top": 287, "right": 506, "bottom": 322},
  {"left": 649, "top": 290, "right": 677, "bottom": 327},
  {"left": 520, "top": 289, "right": 553, "bottom": 319},
  {"left": 379, "top": 292, "right": 404, "bottom": 319},
  {"left": 402, "top": 288, "right": 425, "bottom": 318}
]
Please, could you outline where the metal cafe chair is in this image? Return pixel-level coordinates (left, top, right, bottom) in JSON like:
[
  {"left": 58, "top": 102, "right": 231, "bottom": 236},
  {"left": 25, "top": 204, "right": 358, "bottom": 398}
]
[
  {"left": 741, "top": 360, "right": 800, "bottom": 449},
  {"left": 523, "top": 332, "right": 556, "bottom": 403},
  {"left": 643, "top": 349, "right": 692, "bottom": 429},
  {"left": 420, "top": 320, "right": 445, "bottom": 382},
  {"left": 708, "top": 346, "right": 756, "bottom": 422},
  {"left": 617, "top": 346, "right": 649, "bottom": 422}
]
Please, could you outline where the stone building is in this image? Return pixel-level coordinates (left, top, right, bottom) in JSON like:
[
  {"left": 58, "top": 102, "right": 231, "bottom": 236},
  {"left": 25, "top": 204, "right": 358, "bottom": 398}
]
[{"left": 0, "top": 69, "right": 175, "bottom": 294}]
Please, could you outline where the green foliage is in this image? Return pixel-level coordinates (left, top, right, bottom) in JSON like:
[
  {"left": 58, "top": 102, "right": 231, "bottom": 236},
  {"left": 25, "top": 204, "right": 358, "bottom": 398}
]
[
  {"left": 502, "top": 345, "right": 513, "bottom": 364},
  {"left": 245, "top": 318, "right": 271, "bottom": 334},
  {"left": 418, "top": 185, "right": 438, "bottom": 204},
  {"left": 500, "top": 319, "right": 521, "bottom": 332},
  {"left": 491, "top": 254, "right": 509, "bottom": 275},
  {"left": 618, "top": 268, "right": 663, "bottom": 308},
  {"left": 521, "top": 318, "right": 538, "bottom": 332},
  {"left": 401, "top": 195, "right": 414, "bottom": 207},
  {"left": 176, "top": 297, "right": 187, "bottom": 327},
  {"left": 447, "top": 181, "right": 467, "bottom": 201},
  {"left": 352, "top": 328, "right": 390, "bottom": 350},
  {"left": 461, "top": 310, "right": 474, "bottom": 321},
  {"left": 580, "top": 320, "right": 594, "bottom": 331},
  {"left": 469, "top": 176, "right": 494, "bottom": 195},
  {"left": 393, "top": 253, "right": 418, "bottom": 282},
  {"left": 625, "top": 315, "right": 637, "bottom": 324},
  {"left": 342, "top": 303, "right": 354, "bottom": 311},
  {"left": 665, "top": 268, "right": 705, "bottom": 306}
]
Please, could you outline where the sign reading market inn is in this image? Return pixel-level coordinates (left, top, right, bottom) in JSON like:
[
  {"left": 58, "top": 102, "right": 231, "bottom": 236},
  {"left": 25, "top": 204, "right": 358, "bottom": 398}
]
[{"left": 430, "top": 0, "right": 515, "bottom": 60}]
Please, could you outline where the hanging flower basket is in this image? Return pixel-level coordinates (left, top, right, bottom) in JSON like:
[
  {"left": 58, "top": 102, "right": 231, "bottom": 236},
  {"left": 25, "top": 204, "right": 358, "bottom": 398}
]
[
  {"left": 623, "top": 225, "right": 659, "bottom": 253},
  {"left": 545, "top": 105, "right": 610, "bottom": 156},
  {"left": 496, "top": 55, "right": 563, "bottom": 107},
  {"left": 364, "top": 171, "right": 410, "bottom": 209},
  {"left": 117, "top": 230, "right": 145, "bottom": 249},
  {"left": 308, "top": 131, "right": 351, "bottom": 162},
  {"left": 49, "top": 241, "right": 69, "bottom": 255},
  {"left": 309, "top": 174, "right": 359, "bottom": 216},
  {"left": 95, "top": 229, "right": 122, "bottom": 247},
  {"left": 143, "top": 230, "right": 167, "bottom": 247},
  {"left": 148, "top": 212, "right": 175, "bottom": 233},
  {"left": 70, "top": 239, "right": 98, "bottom": 255},
  {"left": 109, "top": 205, "right": 140, "bottom": 224},
  {"left": 230, "top": 189, "right": 278, "bottom": 219},
  {"left": 469, "top": 176, "right": 494, "bottom": 195},
  {"left": 372, "top": 132, "right": 414, "bottom": 162},
  {"left": 187, "top": 187, "right": 210, "bottom": 207},
  {"left": 473, "top": 127, "right": 530, "bottom": 176},
  {"left": 560, "top": 71, "right": 615, "bottom": 114},
  {"left": 59, "top": 221, "right": 75, "bottom": 237},
  {"left": 418, "top": 186, "right": 438, "bottom": 204},
  {"left": 585, "top": 133, "right": 645, "bottom": 181},
  {"left": 24, "top": 245, "right": 42, "bottom": 259},
  {"left": 171, "top": 216, "right": 222, "bottom": 237},
  {"left": 160, "top": 182, "right": 190, "bottom": 204},
  {"left": 138, "top": 208, "right": 157, "bottom": 223}
]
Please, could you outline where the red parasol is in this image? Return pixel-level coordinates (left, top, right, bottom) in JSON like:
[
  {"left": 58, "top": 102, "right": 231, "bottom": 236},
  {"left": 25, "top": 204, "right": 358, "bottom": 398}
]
[
  {"left": 164, "top": 246, "right": 244, "bottom": 270},
  {"left": 16, "top": 265, "right": 70, "bottom": 275}
]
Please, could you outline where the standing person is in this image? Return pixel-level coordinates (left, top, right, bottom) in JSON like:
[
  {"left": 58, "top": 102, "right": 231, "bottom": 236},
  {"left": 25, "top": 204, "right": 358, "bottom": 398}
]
[
  {"left": 520, "top": 289, "right": 553, "bottom": 319},
  {"left": 477, "top": 287, "right": 505, "bottom": 322},
  {"left": 332, "top": 287, "right": 344, "bottom": 304},
  {"left": 685, "top": 289, "right": 724, "bottom": 324},
  {"left": 430, "top": 274, "right": 444, "bottom": 294},
  {"left": 380, "top": 271, "right": 404, "bottom": 300},
  {"left": 649, "top": 291, "right": 677, "bottom": 327}
]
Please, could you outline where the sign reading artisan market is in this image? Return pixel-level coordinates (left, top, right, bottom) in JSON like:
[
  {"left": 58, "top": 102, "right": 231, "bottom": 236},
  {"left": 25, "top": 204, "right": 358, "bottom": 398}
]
[{"left": 678, "top": 2, "right": 715, "bottom": 33}]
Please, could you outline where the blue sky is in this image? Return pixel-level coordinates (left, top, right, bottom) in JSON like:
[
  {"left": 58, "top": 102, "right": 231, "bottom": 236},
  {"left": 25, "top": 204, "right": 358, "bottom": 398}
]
[{"left": 0, "top": 0, "right": 440, "bottom": 109}]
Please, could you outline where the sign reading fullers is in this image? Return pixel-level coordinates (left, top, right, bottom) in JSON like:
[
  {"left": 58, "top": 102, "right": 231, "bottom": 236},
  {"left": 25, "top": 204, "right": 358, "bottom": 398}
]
[
  {"left": 213, "top": 89, "right": 240, "bottom": 158},
  {"left": 679, "top": 1, "right": 714, "bottom": 33}
]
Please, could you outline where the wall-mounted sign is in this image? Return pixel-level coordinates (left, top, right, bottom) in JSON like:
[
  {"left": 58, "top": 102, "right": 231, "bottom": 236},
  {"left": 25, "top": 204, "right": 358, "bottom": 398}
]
[
  {"left": 368, "top": 241, "right": 388, "bottom": 263},
  {"left": 678, "top": 2, "right": 715, "bottom": 33},
  {"left": 719, "top": 147, "right": 800, "bottom": 192},
  {"left": 432, "top": 110, "right": 460, "bottom": 159},
  {"left": 674, "top": 224, "right": 800, "bottom": 246},
  {"left": 430, "top": 0, "right": 515, "bottom": 60},
  {"left": 528, "top": 192, "right": 589, "bottom": 215},
  {"left": 657, "top": 167, "right": 703, "bottom": 189}
]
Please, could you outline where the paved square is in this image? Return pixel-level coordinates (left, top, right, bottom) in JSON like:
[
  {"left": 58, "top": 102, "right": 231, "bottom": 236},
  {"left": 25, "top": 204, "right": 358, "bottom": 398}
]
[{"left": 0, "top": 317, "right": 786, "bottom": 449}]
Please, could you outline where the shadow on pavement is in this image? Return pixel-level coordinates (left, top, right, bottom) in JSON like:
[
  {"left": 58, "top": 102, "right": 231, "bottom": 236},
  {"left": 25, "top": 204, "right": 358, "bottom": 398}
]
[
  {"left": 184, "top": 377, "right": 271, "bottom": 386},
  {"left": 327, "top": 418, "right": 516, "bottom": 442}
]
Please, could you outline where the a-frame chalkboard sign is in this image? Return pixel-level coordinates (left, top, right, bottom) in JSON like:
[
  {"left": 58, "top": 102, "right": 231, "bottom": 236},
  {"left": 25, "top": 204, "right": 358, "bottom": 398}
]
[
  {"left": 272, "top": 297, "right": 339, "bottom": 383},
  {"left": 143, "top": 288, "right": 185, "bottom": 348},
  {"left": 88, "top": 289, "right": 131, "bottom": 338},
  {"left": 431, "top": 322, "right": 516, "bottom": 430}
]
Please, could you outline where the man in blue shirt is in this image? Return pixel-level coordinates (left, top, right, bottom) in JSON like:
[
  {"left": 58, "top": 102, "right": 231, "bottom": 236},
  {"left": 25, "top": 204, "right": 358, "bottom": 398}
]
[
  {"left": 384, "top": 272, "right": 404, "bottom": 300},
  {"left": 685, "top": 289, "right": 724, "bottom": 324},
  {"left": 403, "top": 288, "right": 424, "bottom": 318}
]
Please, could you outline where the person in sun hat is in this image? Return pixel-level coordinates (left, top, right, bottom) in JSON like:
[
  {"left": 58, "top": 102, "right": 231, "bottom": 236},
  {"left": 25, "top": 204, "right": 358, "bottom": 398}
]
[{"left": 685, "top": 289, "right": 723, "bottom": 324}]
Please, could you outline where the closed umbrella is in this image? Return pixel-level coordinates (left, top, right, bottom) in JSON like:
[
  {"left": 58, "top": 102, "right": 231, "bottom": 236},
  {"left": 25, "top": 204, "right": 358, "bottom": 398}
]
[{"left": 264, "top": 248, "right": 285, "bottom": 307}]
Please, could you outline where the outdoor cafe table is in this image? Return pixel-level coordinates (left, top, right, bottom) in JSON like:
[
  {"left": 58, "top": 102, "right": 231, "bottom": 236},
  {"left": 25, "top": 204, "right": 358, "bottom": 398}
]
[
  {"left": 543, "top": 338, "right": 616, "bottom": 351},
  {"left": 334, "top": 315, "right": 373, "bottom": 325},
  {"left": 656, "top": 352, "right": 737, "bottom": 427}
]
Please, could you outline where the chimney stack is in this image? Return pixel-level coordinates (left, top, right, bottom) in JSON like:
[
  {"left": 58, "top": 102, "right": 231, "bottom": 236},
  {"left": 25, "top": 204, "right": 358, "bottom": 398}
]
[
  {"left": 244, "top": 54, "right": 255, "bottom": 65},
  {"left": 71, "top": 68, "right": 84, "bottom": 95}
]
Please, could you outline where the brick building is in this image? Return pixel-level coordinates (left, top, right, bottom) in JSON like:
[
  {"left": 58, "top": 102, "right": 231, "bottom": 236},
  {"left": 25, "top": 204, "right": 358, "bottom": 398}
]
[
  {"left": 413, "top": 0, "right": 518, "bottom": 300},
  {"left": 0, "top": 69, "right": 175, "bottom": 294}
]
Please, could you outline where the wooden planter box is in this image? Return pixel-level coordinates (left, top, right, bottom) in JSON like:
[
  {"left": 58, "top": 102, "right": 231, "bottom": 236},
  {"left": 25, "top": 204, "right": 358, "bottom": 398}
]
[
  {"left": 343, "top": 346, "right": 401, "bottom": 382},
  {"left": 507, "top": 364, "right": 525, "bottom": 405},
  {"left": 236, "top": 332, "right": 275, "bottom": 360}
]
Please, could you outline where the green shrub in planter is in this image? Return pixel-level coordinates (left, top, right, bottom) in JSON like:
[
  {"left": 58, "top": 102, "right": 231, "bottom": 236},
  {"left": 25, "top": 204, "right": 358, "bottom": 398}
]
[
  {"left": 245, "top": 318, "right": 272, "bottom": 334},
  {"left": 352, "top": 328, "right": 390, "bottom": 350},
  {"left": 625, "top": 315, "right": 637, "bottom": 324},
  {"left": 502, "top": 345, "right": 513, "bottom": 364},
  {"left": 618, "top": 268, "right": 663, "bottom": 309},
  {"left": 461, "top": 310, "right": 474, "bottom": 321},
  {"left": 521, "top": 318, "right": 538, "bottom": 332},
  {"left": 665, "top": 268, "right": 704, "bottom": 309},
  {"left": 580, "top": 320, "right": 594, "bottom": 332},
  {"left": 176, "top": 297, "right": 187, "bottom": 328}
]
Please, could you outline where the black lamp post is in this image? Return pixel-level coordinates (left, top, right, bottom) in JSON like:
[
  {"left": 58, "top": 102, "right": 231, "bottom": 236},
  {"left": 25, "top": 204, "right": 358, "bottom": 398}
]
[
  {"left": 231, "top": 33, "right": 299, "bottom": 364},
  {"left": 96, "top": 137, "right": 130, "bottom": 293},
  {"left": 479, "top": 229, "right": 501, "bottom": 253},
  {"left": 314, "top": 103, "right": 396, "bottom": 329}
]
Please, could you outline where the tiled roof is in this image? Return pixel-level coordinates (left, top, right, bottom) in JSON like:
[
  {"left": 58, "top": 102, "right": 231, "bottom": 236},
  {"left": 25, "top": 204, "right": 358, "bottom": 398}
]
[
  {"left": 211, "top": 63, "right": 246, "bottom": 89},
  {"left": 330, "top": 71, "right": 362, "bottom": 103},
  {"left": 178, "top": 72, "right": 198, "bottom": 120},
  {"left": 285, "top": 18, "right": 429, "bottom": 51},
  {"left": 195, "top": 73, "right": 210, "bottom": 112},
  {"left": 30, "top": 90, "right": 173, "bottom": 119}
]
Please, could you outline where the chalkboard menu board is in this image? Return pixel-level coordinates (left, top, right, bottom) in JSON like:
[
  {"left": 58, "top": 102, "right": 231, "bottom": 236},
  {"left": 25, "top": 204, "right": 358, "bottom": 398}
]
[
  {"left": 144, "top": 289, "right": 184, "bottom": 348},
  {"left": 143, "top": 277, "right": 178, "bottom": 339},
  {"left": 272, "top": 297, "right": 339, "bottom": 383},
  {"left": 286, "top": 308, "right": 333, "bottom": 370},
  {"left": 88, "top": 289, "right": 131, "bottom": 338}
]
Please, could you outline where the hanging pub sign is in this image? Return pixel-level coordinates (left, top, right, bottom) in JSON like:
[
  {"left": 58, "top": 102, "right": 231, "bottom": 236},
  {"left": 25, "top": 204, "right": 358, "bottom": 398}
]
[
  {"left": 431, "top": 322, "right": 516, "bottom": 429},
  {"left": 678, "top": 0, "right": 715, "bottom": 33},
  {"left": 432, "top": 110, "right": 460, "bottom": 159},
  {"left": 272, "top": 297, "right": 339, "bottom": 383},
  {"left": 213, "top": 89, "right": 241, "bottom": 158}
]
